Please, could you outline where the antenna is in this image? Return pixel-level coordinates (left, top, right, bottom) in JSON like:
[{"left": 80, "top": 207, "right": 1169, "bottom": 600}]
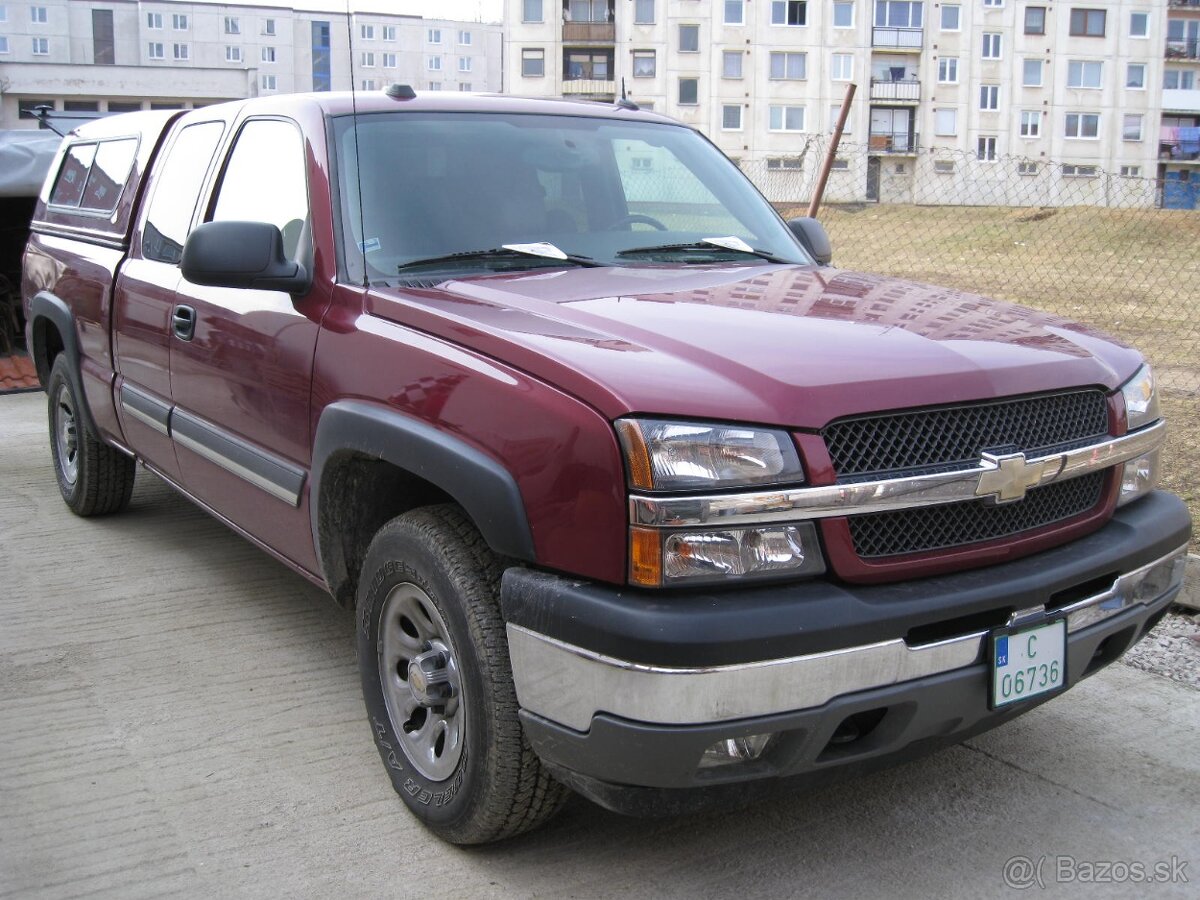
[
  {"left": 32, "top": 105, "right": 67, "bottom": 137},
  {"left": 620, "top": 78, "right": 627, "bottom": 100},
  {"left": 346, "top": 1, "right": 368, "bottom": 287}
]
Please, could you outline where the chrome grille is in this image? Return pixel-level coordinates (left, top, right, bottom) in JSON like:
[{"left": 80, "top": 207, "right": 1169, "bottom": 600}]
[
  {"left": 823, "top": 390, "right": 1109, "bottom": 481},
  {"left": 848, "top": 472, "right": 1107, "bottom": 558}
]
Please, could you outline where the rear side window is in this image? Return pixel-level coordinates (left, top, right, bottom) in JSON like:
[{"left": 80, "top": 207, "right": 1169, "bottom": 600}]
[
  {"left": 48, "top": 138, "right": 138, "bottom": 213},
  {"left": 142, "top": 121, "right": 225, "bottom": 264}
]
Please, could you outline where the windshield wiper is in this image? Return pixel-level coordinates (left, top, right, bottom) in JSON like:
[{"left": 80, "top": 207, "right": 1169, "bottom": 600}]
[
  {"left": 616, "top": 236, "right": 790, "bottom": 264},
  {"left": 396, "top": 242, "right": 600, "bottom": 274}
]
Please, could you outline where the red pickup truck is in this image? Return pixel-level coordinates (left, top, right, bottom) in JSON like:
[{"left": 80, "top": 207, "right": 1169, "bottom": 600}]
[{"left": 22, "top": 90, "right": 1191, "bottom": 844}]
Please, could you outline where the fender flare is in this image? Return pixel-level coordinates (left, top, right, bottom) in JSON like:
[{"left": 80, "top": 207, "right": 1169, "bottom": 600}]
[
  {"left": 310, "top": 400, "right": 537, "bottom": 590},
  {"left": 28, "top": 291, "right": 99, "bottom": 435}
]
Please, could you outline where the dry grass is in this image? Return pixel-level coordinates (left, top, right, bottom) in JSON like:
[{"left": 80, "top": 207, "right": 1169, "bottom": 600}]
[{"left": 778, "top": 203, "right": 1199, "bottom": 544}]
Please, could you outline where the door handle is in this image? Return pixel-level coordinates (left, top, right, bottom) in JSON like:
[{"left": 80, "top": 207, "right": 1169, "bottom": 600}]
[{"left": 172, "top": 305, "right": 196, "bottom": 341}]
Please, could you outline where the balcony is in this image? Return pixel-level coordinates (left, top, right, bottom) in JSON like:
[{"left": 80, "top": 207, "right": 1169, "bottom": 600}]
[
  {"left": 868, "top": 131, "right": 919, "bottom": 153},
  {"left": 872, "top": 27, "right": 923, "bottom": 50},
  {"left": 870, "top": 78, "right": 920, "bottom": 102},
  {"left": 1159, "top": 141, "right": 1200, "bottom": 161},
  {"left": 562, "top": 22, "right": 614, "bottom": 42},
  {"left": 1166, "top": 39, "right": 1200, "bottom": 60},
  {"left": 1163, "top": 88, "right": 1200, "bottom": 112},
  {"left": 561, "top": 78, "right": 615, "bottom": 96},
  {"left": 1169, "top": 0, "right": 1200, "bottom": 8}
]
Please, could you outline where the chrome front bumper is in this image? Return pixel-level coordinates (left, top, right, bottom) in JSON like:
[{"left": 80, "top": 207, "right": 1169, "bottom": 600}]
[{"left": 507, "top": 544, "right": 1188, "bottom": 733}]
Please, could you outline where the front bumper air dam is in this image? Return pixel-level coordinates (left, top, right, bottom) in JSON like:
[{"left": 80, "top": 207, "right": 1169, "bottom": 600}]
[{"left": 500, "top": 491, "right": 1191, "bottom": 814}]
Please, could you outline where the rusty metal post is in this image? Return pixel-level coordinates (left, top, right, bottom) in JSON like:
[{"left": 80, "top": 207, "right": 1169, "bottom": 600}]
[{"left": 806, "top": 82, "right": 857, "bottom": 219}]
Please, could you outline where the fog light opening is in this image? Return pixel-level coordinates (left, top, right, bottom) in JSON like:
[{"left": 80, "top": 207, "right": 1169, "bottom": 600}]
[{"left": 698, "top": 732, "right": 774, "bottom": 769}]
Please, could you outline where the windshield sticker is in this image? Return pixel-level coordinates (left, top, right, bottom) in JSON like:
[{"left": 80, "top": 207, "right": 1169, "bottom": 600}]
[{"left": 359, "top": 237, "right": 382, "bottom": 253}]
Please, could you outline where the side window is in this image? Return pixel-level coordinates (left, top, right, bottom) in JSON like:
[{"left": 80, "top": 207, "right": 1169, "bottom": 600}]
[
  {"left": 49, "top": 143, "right": 97, "bottom": 207},
  {"left": 80, "top": 139, "right": 138, "bottom": 211},
  {"left": 143, "top": 122, "right": 225, "bottom": 264},
  {"left": 211, "top": 119, "right": 309, "bottom": 260}
]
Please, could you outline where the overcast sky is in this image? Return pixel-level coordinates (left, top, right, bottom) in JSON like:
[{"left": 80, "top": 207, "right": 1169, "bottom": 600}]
[{"left": 189, "top": 0, "right": 504, "bottom": 23}]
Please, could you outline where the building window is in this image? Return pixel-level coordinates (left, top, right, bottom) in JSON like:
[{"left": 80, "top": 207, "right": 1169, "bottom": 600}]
[
  {"left": 1062, "top": 164, "right": 1098, "bottom": 177},
  {"left": 311, "top": 20, "right": 331, "bottom": 91},
  {"left": 1064, "top": 112, "right": 1100, "bottom": 138},
  {"left": 0, "top": 36, "right": 8, "bottom": 54},
  {"left": 934, "top": 160, "right": 955, "bottom": 174},
  {"left": 632, "top": 49, "right": 655, "bottom": 77},
  {"left": 677, "top": 24, "right": 699, "bottom": 51},
  {"left": 938, "top": 57, "right": 958, "bottom": 83},
  {"left": 832, "top": 53, "right": 853, "bottom": 80},
  {"left": 427, "top": 28, "right": 441, "bottom": 43},
  {"left": 1023, "top": 59, "right": 1043, "bottom": 87},
  {"left": 1129, "top": 12, "right": 1148, "bottom": 38},
  {"left": 634, "top": 0, "right": 654, "bottom": 24},
  {"left": 934, "top": 108, "right": 957, "bottom": 136},
  {"left": 831, "top": 158, "right": 850, "bottom": 170},
  {"left": 92, "top": 8, "right": 114, "bottom": 64},
  {"left": 459, "top": 57, "right": 472, "bottom": 72},
  {"left": 383, "top": 26, "right": 396, "bottom": 41},
  {"left": 941, "top": 4, "right": 960, "bottom": 30},
  {"left": 427, "top": 57, "right": 442, "bottom": 71},
  {"left": 977, "top": 136, "right": 998, "bottom": 161},
  {"left": 723, "top": 50, "right": 743, "bottom": 78},
  {"left": 146, "top": 12, "right": 162, "bottom": 29},
  {"left": 0, "top": 6, "right": 8, "bottom": 23},
  {"left": 31, "top": 5, "right": 46, "bottom": 24},
  {"left": 361, "top": 79, "right": 376, "bottom": 91},
  {"left": 834, "top": 2, "right": 854, "bottom": 28},
  {"left": 1024, "top": 7, "right": 1045, "bottom": 34},
  {"left": 1019, "top": 110, "right": 1041, "bottom": 137},
  {"left": 261, "top": 74, "right": 277, "bottom": 90},
  {"left": 360, "top": 51, "right": 374, "bottom": 67},
  {"left": 722, "top": 104, "right": 742, "bottom": 130},
  {"left": 107, "top": 101, "right": 141, "bottom": 113},
  {"left": 459, "top": 82, "right": 472, "bottom": 91},
  {"left": 1165, "top": 68, "right": 1195, "bottom": 90},
  {"left": 521, "top": 48, "right": 545, "bottom": 76},
  {"left": 1126, "top": 63, "right": 1145, "bottom": 89},
  {"left": 1120, "top": 165, "right": 1140, "bottom": 177},
  {"left": 383, "top": 53, "right": 396, "bottom": 68},
  {"left": 173, "top": 43, "right": 189, "bottom": 61},
  {"left": 226, "top": 45, "right": 242, "bottom": 62},
  {"left": 769, "top": 51, "right": 807, "bottom": 80},
  {"left": 459, "top": 30, "right": 471, "bottom": 44},
  {"left": 678, "top": 77, "right": 699, "bottom": 105},
  {"left": 31, "top": 35, "right": 49, "bottom": 54},
  {"left": 772, "top": 1, "right": 808, "bottom": 26},
  {"left": 875, "top": 1, "right": 924, "bottom": 29},
  {"left": 147, "top": 41, "right": 164, "bottom": 59},
  {"left": 224, "top": 17, "right": 240, "bottom": 34},
  {"left": 725, "top": 0, "right": 744, "bottom": 25},
  {"left": 982, "top": 33, "right": 1001, "bottom": 59},
  {"left": 1069, "top": 8, "right": 1105, "bottom": 37},
  {"left": 1067, "top": 60, "right": 1103, "bottom": 89},
  {"left": 565, "top": 49, "right": 612, "bottom": 79},
  {"left": 1123, "top": 113, "right": 1143, "bottom": 141},
  {"left": 428, "top": 82, "right": 441, "bottom": 90},
  {"left": 979, "top": 84, "right": 999, "bottom": 110},
  {"left": 769, "top": 104, "right": 806, "bottom": 131},
  {"left": 264, "top": 18, "right": 276, "bottom": 36},
  {"left": 983, "top": 0, "right": 1003, "bottom": 7},
  {"left": 1017, "top": 161, "right": 1038, "bottom": 175},
  {"left": 172, "top": 14, "right": 188, "bottom": 30},
  {"left": 830, "top": 103, "right": 853, "bottom": 133},
  {"left": 766, "top": 157, "right": 804, "bottom": 170},
  {"left": 524, "top": 0, "right": 544, "bottom": 23},
  {"left": 360, "top": 24, "right": 375, "bottom": 40}
]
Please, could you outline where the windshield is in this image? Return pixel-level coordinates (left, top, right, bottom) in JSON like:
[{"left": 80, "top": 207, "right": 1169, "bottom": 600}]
[{"left": 333, "top": 111, "right": 810, "bottom": 282}]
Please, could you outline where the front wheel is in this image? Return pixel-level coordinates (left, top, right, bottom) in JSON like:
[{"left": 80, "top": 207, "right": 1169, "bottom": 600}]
[{"left": 356, "top": 505, "right": 568, "bottom": 844}]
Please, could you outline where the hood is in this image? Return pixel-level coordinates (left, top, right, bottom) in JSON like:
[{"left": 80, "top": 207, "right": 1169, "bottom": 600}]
[{"left": 368, "top": 264, "right": 1141, "bottom": 430}]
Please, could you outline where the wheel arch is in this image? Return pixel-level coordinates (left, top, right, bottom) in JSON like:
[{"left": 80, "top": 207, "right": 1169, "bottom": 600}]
[
  {"left": 28, "top": 291, "right": 98, "bottom": 434},
  {"left": 310, "top": 400, "right": 537, "bottom": 609}
]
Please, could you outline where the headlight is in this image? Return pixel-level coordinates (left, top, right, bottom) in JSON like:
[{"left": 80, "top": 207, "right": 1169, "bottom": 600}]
[
  {"left": 1120, "top": 364, "right": 1160, "bottom": 430},
  {"left": 615, "top": 418, "right": 804, "bottom": 491},
  {"left": 630, "top": 523, "right": 825, "bottom": 587}
]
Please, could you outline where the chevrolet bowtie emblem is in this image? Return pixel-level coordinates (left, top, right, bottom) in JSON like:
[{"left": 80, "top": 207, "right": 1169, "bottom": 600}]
[{"left": 975, "top": 451, "right": 1044, "bottom": 503}]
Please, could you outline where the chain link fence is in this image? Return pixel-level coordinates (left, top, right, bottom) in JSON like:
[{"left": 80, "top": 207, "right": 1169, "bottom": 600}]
[{"left": 739, "top": 136, "right": 1199, "bottom": 540}]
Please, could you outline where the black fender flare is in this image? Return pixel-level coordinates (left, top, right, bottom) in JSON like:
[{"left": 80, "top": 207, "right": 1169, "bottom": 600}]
[
  {"left": 310, "top": 400, "right": 537, "bottom": 591},
  {"left": 28, "top": 291, "right": 99, "bottom": 435}
]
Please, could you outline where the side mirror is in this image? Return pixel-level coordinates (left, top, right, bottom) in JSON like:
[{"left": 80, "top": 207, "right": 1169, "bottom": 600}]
[
  {"left": 181, "top": 220, "right": 311, "bottom": 295},
  {"left": 787, "top": 217, "right": 833, "bottom": 266}
]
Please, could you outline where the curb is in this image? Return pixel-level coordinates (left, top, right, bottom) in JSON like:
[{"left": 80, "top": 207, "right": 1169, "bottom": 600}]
[{"left": 1179, "top": 554, "right": 1200, "bottom": 612}]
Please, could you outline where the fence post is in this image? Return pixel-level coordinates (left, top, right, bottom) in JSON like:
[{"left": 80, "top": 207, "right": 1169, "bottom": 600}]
[{"left": 807, "top": 82, "right": 857, "bottom": 218}]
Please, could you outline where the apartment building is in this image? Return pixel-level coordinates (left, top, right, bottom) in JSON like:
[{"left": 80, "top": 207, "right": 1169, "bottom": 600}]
[
  {"left": 505, "top": 0, "right": 1197, "bottom": 207},
  {"left": 0, "top": 1, "right": 502, "bottom": 129}
]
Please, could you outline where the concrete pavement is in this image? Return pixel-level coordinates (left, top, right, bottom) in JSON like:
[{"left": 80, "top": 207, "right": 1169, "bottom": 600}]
[{"left": 1, "top": 391, "right": 1197, "bottom": 899}]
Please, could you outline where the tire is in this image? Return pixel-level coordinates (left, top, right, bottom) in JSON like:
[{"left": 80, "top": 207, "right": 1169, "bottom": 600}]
[
  {"left": 357, "top": 505, "right": 568, "bottom": 845},
  {"left": 46, "top": 355, "right": 136, "bottom": 516}
]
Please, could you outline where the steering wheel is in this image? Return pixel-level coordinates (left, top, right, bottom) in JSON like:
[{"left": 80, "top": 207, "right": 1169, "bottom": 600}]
[{"left": 606, "top": 213, "right": 669, "bottom": 231}]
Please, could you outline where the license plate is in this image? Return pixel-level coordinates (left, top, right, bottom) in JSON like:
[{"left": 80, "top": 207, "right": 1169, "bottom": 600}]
[{"left": 990, "top": 619, "right": 1067, "bottom": 709}]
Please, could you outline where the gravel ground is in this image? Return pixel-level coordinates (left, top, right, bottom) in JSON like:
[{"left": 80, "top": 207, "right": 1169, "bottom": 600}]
[{"left": 1121, "top": 609, "right": 1200, "bottom": 689}]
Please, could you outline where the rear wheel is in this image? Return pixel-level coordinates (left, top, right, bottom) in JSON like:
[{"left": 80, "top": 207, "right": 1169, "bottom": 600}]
[
  {"left": 357, "top": 505, "right": 568, "bottom": 844},
  {"left": 47, "top": 355, "right": 135, "bottom": 516}
]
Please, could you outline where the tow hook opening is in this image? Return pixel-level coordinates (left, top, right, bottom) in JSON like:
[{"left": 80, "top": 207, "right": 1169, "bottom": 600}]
[{"left": 818, "top": 707, "right": 889, "bottom": 761}]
